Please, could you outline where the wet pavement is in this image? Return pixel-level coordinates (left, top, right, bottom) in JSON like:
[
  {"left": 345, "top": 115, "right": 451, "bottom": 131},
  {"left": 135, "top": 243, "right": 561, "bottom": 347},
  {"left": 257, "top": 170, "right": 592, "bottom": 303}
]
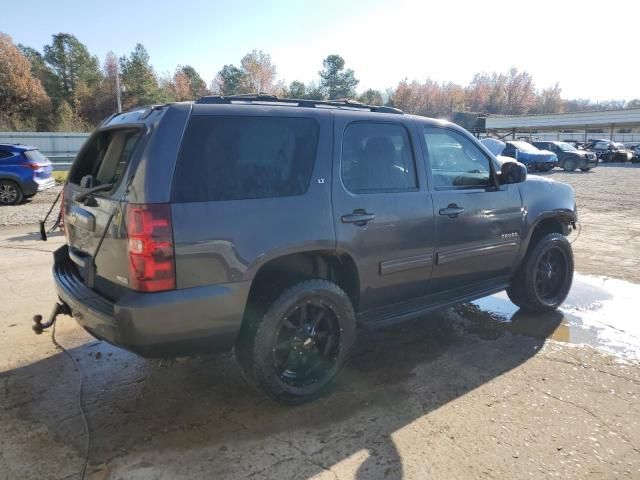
[{"left": 456, "top": 273, "right": 640, "bottom": 362}]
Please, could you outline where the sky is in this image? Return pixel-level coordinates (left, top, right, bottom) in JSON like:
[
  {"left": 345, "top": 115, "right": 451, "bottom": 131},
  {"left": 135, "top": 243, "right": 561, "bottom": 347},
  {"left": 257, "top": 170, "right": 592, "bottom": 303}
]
[{"left": 3, "top": 0, "right": 639, "bottom": 101}]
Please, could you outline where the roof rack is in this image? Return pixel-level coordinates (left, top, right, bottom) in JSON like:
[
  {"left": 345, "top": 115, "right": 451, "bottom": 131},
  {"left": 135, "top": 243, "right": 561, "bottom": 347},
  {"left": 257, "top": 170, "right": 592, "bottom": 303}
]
[{"left": 195, "top": 93, "right": 403, "bottom": 115}]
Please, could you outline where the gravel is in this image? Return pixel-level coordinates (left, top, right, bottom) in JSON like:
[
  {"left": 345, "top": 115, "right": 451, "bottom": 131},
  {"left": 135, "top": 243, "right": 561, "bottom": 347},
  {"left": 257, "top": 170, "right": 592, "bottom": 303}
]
[{"left": 0, "top": 185, "right": 62, "bottom": 226}]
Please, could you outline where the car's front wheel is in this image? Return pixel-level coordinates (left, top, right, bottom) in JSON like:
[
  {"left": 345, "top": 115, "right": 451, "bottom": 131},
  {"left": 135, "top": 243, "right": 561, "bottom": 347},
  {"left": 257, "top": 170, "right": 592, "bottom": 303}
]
[
  {"left": 236, "top": 279, "right": 356, "bottom": 404},
  {"left": 0, "top": 180, "right": 24, "bottom": 205},
  {"left": 507, "top": 233, "right": 574, "bottom": 313}
]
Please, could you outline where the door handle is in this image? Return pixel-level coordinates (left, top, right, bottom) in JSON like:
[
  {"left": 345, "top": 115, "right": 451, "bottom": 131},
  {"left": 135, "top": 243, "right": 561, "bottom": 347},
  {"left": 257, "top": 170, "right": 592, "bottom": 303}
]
[
  {"left": 439, "top": 204, "right": 465, "bottom": 218},
  {"left": 341, "top": 209, "right": 376, "bottom": 226}
]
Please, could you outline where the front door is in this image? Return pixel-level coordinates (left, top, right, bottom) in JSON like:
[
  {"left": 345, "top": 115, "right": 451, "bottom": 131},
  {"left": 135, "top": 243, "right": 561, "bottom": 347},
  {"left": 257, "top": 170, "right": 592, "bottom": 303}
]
[
  {"left": 332, "top": 118, "right": 436, "bottom": 313},
  {"left": 421, "top": 126, "right": 523, "bottom": 295}
]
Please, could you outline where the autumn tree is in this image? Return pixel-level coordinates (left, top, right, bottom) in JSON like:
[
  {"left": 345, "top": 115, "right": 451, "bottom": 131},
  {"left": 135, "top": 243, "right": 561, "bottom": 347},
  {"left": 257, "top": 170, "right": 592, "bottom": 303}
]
[
  {"left": 167, "top": 70, "right": 192, "bottom": 101},
  {"left": 0, "top": 33, "right": 50, "bottom": 130},
  {"left": 535, "top": 83, "right": 563, "bottom": 114},
  {"left": 319, "top": 54, "right": 359, "bottom": 99},
  {"left": 178, "top": 65, "right": 207, "bottom": 98},
  {"left": 240, "top": 50, "right": 277, "bottom": 93}
]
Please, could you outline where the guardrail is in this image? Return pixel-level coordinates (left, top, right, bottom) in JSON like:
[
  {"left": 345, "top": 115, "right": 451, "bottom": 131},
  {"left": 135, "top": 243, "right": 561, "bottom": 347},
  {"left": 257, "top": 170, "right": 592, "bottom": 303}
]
[{"left": 0, "top": 132, "right": 88, "bottom": 171}]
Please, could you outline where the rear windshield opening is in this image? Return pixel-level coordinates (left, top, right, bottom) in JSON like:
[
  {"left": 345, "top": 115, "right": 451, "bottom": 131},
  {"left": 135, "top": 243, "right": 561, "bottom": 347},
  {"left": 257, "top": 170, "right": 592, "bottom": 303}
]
[{"left": 70, "top": 128, "right": 142, "bottom": 192}]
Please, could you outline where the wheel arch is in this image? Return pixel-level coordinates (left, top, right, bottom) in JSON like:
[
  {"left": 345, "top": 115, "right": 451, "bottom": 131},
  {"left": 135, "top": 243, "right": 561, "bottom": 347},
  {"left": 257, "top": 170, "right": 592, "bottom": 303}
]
[
  {"left": 519, "top": 212, "right": 575, "bottom": 264},
  {"left": 245, "top": 249, "right": 361, "bottom": 318}
]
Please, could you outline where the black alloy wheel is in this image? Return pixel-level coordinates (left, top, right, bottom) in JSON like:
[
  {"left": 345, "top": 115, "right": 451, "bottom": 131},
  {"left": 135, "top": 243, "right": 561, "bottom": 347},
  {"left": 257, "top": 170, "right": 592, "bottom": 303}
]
[
  {"left": 534, "top": 248, "right": 570, "bottom": 305},
  {"left": 273, "top": 301, "right": 341, "bottom": 388},
  {"left": 235, "top": 279, "right": 356, "bottom": 404},
  {"left": 506, "top": 233, "right": 574, "bottom": 313}
]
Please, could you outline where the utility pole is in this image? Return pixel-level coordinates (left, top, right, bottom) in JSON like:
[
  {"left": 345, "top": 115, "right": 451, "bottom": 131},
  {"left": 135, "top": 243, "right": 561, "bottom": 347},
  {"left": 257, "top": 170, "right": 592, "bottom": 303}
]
[{"left": 115, "top": 63, "right": 122, "bottom": 113}]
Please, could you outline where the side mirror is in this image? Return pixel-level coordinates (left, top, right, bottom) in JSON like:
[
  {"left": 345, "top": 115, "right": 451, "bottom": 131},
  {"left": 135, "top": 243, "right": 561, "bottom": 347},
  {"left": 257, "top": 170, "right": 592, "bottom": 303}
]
[{"left": 500, "top": 161, "right": 527, "bottom": 184}]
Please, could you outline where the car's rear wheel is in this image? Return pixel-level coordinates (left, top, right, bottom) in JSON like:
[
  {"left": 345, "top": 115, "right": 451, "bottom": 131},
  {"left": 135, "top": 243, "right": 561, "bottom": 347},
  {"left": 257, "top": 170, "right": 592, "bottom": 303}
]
[
  {"left": 235, "top": 279, "right": 356, "bottom": 404},
  {"left": 562, "top": 158, "right": 576, "bottom": 171},
  {"left": 507, "top": 233, "right": 574, "bottom": 313},
  {"left": 0, "top": 180, "right": 24, "bottom": 205}
]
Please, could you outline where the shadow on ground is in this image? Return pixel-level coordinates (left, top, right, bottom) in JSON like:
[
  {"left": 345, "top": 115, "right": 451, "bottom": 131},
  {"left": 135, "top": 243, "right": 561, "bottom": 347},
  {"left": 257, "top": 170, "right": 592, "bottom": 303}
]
[{"left": 1, "top": 303, "right": 562, "bottom": 479}]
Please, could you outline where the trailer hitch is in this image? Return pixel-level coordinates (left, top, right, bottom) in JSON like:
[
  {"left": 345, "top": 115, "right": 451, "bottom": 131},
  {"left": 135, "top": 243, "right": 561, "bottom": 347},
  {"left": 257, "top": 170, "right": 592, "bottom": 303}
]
[{"left": 32, "top": 302, "right": 71, "bottom": 334}]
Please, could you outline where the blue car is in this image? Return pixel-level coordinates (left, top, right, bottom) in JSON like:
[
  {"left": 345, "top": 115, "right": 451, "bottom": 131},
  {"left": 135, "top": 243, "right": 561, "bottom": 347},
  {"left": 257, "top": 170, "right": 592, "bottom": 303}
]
[
  {"left": 502, "top": 141, "right": 558, "bottom": 172},
  {"left": 0, "top": 144, "right": 55, "bottom": 205}
]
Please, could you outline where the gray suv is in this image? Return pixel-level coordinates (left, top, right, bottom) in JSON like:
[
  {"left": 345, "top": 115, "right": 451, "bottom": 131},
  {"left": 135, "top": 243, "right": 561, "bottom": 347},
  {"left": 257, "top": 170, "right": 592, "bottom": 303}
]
[{"left": 47, "top": 95, "right": 577, "bottom": 403}]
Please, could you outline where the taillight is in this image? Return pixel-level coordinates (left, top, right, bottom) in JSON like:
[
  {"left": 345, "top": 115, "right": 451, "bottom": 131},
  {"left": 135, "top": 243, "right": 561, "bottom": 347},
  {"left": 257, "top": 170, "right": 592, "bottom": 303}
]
[
  {"left": 126, "top": 203, "right": 176, "bottom": 292},
  {"left": 25, "top": 162, "right": 43, "bottom": 170}
]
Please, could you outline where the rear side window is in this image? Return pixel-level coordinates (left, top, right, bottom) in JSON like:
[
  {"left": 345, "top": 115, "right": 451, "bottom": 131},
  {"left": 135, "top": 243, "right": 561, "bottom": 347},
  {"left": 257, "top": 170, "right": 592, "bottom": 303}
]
[
  {"left": 0, "top": 150, "right": 13, "bottom": 159},
  {"left": 341, "top": 122, "right": 417, "bottom": 193},
  {"left": 70, "top": 128, "right": 141, "bottom": 190},
  {"left": 172, "top": 116, "right": 319, "bottom": 202},
  {"left": 24, "top": 150, "right": 48, "bottom": 164}
]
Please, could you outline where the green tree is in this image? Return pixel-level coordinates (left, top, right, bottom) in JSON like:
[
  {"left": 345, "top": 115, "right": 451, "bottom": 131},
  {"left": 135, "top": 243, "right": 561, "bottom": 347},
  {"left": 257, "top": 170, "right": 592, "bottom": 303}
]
[
  {"left": 214, "top": 64, "right": 245, "bottom": 95},
  {"left": 285, "top": 80, "right": 306, "bottom": 98},
  {"left": 358, "top": 88, "right": 384, "bottom": 106},
  {"left": 51, "top": 100, "right": 86, "bottom": 131},
  {"left": 119, "top": 43, "right": 165, "bottom": 108},
  {"left": 178, "top": 65, "right": 207, "bottom": 98},
  {"left": 43, "top": 33, "right": 101, "bottom": 106},
  {"left": 319, "top": 54, "right": 359, "bottom": 99}
]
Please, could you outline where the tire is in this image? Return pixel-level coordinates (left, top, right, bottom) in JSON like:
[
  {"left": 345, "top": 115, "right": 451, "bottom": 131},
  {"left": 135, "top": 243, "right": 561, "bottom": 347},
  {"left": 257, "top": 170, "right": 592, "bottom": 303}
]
[
  {"left": 562, "top": 159, "right": 576, "bottom": 171},
  {"left": 580, "top": 168, "right": 591, "bottom": 172},
  {"left": 235, "top": 279, "right": 356, "bottom": 404},
  {"left": 506, "top": 233, "right": 574, "bottom": 313},
  {"left": 0, "top": 180, "right": 24, "bottom": 205}
]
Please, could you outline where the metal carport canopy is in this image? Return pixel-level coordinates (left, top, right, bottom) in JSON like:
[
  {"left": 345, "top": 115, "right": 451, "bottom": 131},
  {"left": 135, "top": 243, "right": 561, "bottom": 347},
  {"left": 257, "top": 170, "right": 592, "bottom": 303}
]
[{"left": 486, "top": 108, "right": 640, "bottom": 131}]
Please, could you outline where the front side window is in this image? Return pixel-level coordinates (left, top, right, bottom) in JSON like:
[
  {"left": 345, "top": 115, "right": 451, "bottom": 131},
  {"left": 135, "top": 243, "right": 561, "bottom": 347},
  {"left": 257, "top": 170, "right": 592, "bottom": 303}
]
[
  {"left": 341, "top": 122, "right": 417, "bottom": 193},
  {"left": 424, "top": 127, "right": 492, "bottom": 189},
  {"left": 172, "top": 116, "right": 319, "bottom": 202}
]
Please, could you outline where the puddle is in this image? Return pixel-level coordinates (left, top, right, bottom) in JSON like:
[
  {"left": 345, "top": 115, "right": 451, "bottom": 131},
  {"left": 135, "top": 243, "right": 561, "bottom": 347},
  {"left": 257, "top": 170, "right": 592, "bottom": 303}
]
[{"left": 454, "top": 273, "right": 640, "bottom": 361}]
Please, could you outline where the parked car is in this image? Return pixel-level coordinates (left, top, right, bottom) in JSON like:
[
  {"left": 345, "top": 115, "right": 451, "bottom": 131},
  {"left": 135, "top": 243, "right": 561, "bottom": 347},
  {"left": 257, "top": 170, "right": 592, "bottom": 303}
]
[
  {"left": 561, "top": 140, "right": 585, "bottom": 149},
  {"left": 531, "top": 141, "right": 598, "bottom": 171},
  {"left": 583, "top": 139, "right": 615, "bottom": 160},
  {"left": 479, "top": 138, "right": 517, "bottom": 166},
  {"left": 601, "top": 142, "right": 633, "bottom": 163},
  {"left": 631, "top": 145, "right": 640, "bottom": 163},
  {"left": 0, "top": 144, "right": 54, "bottom": 205},
  {"left": 46, "top": 96, "right": 577, "bottom": 404},
  {"left": 502, "top": 141, "right": 558, "bottom": 171}
]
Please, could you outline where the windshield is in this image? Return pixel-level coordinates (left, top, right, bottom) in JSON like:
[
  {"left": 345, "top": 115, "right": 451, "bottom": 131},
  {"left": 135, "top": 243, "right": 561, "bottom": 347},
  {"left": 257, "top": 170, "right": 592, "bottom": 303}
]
[
  {"left": 557, "top": 142, "right": 577, "bottom": 152},
  {"left": 511, "top": 141, "right": 538, "bottom": 153}
]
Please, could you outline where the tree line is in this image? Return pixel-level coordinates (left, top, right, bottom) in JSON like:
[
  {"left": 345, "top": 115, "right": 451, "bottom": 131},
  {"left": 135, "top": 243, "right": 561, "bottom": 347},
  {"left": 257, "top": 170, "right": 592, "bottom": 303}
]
[{"left": 1, "top": 31, "right": 639, "bottom": 132}]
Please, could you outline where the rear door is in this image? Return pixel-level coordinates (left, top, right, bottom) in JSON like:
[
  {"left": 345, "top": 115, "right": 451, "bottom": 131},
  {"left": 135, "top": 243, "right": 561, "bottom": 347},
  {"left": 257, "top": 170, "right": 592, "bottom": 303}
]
[
  {"left": 332, "top": 116, "right": 435, "bottom": 313},
  {"left": 65, "top": 126, "right": 144, "bottom": 295},
  {"left": 421, "top": 126, "right": 523, "bottom": 295}
]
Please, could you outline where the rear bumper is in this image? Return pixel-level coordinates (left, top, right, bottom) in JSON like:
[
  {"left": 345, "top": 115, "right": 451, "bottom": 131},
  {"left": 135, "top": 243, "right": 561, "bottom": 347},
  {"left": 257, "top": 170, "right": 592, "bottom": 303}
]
[
  {"left": 53, "top": 245, "right": 249, "bottom": 357},
  {"left": 22, "top": 177, "right": 55, "bottom": 195}
]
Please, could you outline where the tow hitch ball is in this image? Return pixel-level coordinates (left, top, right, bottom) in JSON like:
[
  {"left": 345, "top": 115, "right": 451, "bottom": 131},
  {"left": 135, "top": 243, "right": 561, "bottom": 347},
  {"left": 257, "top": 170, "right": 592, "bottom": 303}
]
[{"left": 32, "top": 302, "right": 71, "bottom": 334}]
